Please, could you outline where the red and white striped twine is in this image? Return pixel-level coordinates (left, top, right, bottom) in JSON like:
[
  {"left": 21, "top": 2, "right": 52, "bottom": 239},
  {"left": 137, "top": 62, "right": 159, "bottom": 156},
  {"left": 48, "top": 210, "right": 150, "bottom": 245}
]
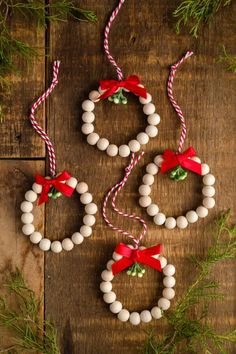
[
  {"left": 102, "top": 152, "right": 147, "bottom": 248},
  {"left": 104, "top": 0, "right": 126, "bottom": 80},
  {"left": 167, "top": 51, "right": 193, "bottom": 153},
  {"left": 30, "top": 61, "right": 60, "bottom": 177}
]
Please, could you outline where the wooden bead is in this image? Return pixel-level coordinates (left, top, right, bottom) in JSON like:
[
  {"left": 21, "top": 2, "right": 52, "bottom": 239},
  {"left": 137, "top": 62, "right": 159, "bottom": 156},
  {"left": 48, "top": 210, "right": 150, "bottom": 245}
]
[
  {"left": 128, "top": 140, "right": 140, "bottom": 153},
  {"left": 71, "top": 232, "right": 84, "bottom": 245},
  {"left": 51, "top": 241, "right": 62, "bottom": 253},
  {"left": 162, "top": 288, "right": 175, "bottom": 300},
  {"left": 39, "top": 238, "right": 51, "bottom": 251},
  {"left": 151, "top": 307, "right": 162, "bottom": 319},
  {"left": 89, "top": 90, "right": 100, "bottom": 102},
  {"left": 145, "top": 125, "right": 158, "bottom": 137},
  {"left": 158, "top": 256, "right": 167, "bottom": 268},
  {"left": 139, "top": 196, "right": 151, "bottom": 207},
  {"left": 25, "top": 190, "right": 37, "bottom": 203},
  {"left": 119, "top": 144, "right": 130, "bottom": 157},
  {"left": 62, "top": 238, "right": 74, "bottom": 251},
  {"left": 190, "top": 156, "right": 201, "bottom": 163},
  {"left": 129, "top": 312, "right": 141, "bottom": 325},
  {"left": 201, "top": 163, "right": 210, "bottom": 176},
  {"left": 139, "top": 184, "right": 151, "bottom": 196},
  {"left": 97, "top": 138, "right": 109, "bottom": 151},
  {"left": 154, "top": 155, "right": 164, "bottom": 167},
  {"left": 101, "top": 270, "right": 114, "bottom": 282},
  {"left": 136, "top": 132, "right": 149, "bottom": 145},
  {"left": 106, "top": 260, "right": 115, "bottom": 271},
  {"left": 142, "top": 174, "right": 154, "bottom": 185},
  {"left": 140, "top": 310, "right": 152, "bottom": 323},
  {"left": 103, "top": 291, "right": 116, "bottom": 304},
  {"left": 154, "top": 213, "right": 166, "bottom": 225},
  {"left": 80, "top": 192, "right": 93, "bottom": 204},
  {"left": 196, "top": 206, "right": 208, "bottom": 218},
  {"left": 139, "top": 93, "right": 152, "bottom": 104},
  {"left": 147, "top": 204, "right": 159, "bottom": 216},
  {"left": 82, "top": 99, "right": 95, "bottom": 112},
  {"left": 76, "top": 182, "right": 88, "bottom": 194},
  {"left": 158, "top": 297, "right": 170, "bottom": 311},
  {"left": 30, "top": 232, "right": 42, "bottom": 244},
  {"left": 83, "top": 214, "right": 96, "bottom": 226},
  {"left": 147, "top": 113, "right": 160, "bottom": 125},
  {"left": 203, "top": 174, "right": 215, "bottom": 186},
  {"left": 143, "top": 103, "right": 155, "bottom": 115},
  {"left": 163, "top": 264, "right": 176, "bottom": 276},
  {"left": 110, "top": 301, "right": 122, "bottom": 314},
  {"left": 202, "top": 186, "right": 215, "bottom": 197},
  {"left": 87, "top": 132, "right": 99, "bottom": 145},
  {"left": 112, "top": 251, "right": 123, "bottom": 261},
  {"left": 100, "top": 281, "right": 112, "bottom": 293},
  {"left": 20, "top": 201, "right": 33, "bottom": 213},
  {"left": 146, "top": 163, "right": 158, "bottom": 175},
  {"left": 186, "top": 210, "right": 198, "bottom": 223},
  {"left": 81, "top": 123, "right": 94, "bottom": 135},
  {"left": 118, "top": 309, "right": 130, "bottom": 322},
  {"left": 21, "top": 212, "right": 34, "bottom": 224},
  {"left": 176, "top": 216, "right": 188, "bottom": 229},
  {"left": 80, "top": 225, "right": 92, "bottom": 237},
  {"left": 22, "top": 223, "right": 35, "bottom": 235},
  {"left": 85, "top": 203, "right": 98, "bottom": 214},
  {"left": 163, "top": 276, "right": 176, "bottom": 288},
  {"left": 82, "top": 111, "right": 95, "bottom": 123},
  {"left": 32, "top": 182, "right": 42, "bottom": 194},
  {"left": 203, "top": 197, "right": 215, "bottom": 209},
  {"left": 106, "top": 144, "right": 118, "bottom": 157},
  {"left": 165, "top": 217, "right": 176, "bottom": 229},
  {"left": 66, "top": 177, "right": 77, "bottom": 189}
]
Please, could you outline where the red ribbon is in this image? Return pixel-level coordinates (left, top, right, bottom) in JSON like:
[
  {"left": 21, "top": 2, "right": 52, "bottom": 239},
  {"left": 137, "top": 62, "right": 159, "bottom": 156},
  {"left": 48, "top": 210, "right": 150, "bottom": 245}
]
[
  {"left": 111, "top": 243, "right": 162, "bottom": 275},
  {"left": 35, "top": 170, "right": 75, "bottom": 205},
  {"left": 160, "top": 146, "right": 202, "bottom": 175},
  {"left": 99, "top": 75, "right": 147, "bottom": 100}
]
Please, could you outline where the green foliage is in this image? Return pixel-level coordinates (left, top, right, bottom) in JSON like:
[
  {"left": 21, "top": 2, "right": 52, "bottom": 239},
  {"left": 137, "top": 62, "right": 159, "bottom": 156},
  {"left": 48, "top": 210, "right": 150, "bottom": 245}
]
[
  {"left": 145, "top": 211, "right": 236, "bottom": 354},
  {"left": 0, "top": 269, "right": 60, "bottom": 353},
  {"left": 173, "top": 0, "right": 233, "bottom": 38},
  {"left": 217, "top": 46, "right": 236, "bottom": 73}
]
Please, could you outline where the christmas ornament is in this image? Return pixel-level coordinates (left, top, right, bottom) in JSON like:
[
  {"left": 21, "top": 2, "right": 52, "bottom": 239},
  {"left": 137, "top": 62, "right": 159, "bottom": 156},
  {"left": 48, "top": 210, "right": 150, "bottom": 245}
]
[
  {"left": 101, "top": 153, "right": 176, "bottom": 324},
  {"left": 20, "top": 61, "right": 97, "bottom": 252},
  {"left": 139, "top": 52, "right": 216, "bottom": 229},
  {"left": 81, "top": 0, "right": 160, "bottom": 158}
]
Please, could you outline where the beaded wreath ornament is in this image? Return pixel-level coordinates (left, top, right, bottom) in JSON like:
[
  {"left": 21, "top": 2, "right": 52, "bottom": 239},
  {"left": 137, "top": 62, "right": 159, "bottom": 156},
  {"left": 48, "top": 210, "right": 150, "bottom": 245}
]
[
  {"left": 138, "top": 52, "right": 216, "bottom": 230},
  {"left": 101, "top": 153, "right": 176, "bottom": 325},
  {"left": 81, "top": 0, "right": 160, "bottom": 158},
  {"left": 20, "top": 61, "right": 97, "bottom": 252}
]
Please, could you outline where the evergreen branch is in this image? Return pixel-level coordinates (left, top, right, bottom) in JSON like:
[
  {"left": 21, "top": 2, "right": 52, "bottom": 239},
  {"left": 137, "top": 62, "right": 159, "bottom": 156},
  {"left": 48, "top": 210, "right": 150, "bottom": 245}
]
[{"left": 217, "top": 46, "right": 236, "bottom": 73}]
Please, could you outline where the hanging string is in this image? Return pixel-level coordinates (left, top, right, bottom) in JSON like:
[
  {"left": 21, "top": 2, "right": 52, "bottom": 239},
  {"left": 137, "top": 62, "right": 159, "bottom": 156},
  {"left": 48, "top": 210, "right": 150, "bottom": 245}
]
[
  {"left": 167, "top": 51, "right": 193, "bottom": 153},
  {"left": 104, "top": 0, "right": 126, "bottom": 80},
  {"left": 30, "top": 61, "right": 60, "bottom": 177},
  {"left": 102, "top": 152, "right": 147, "bottom": 249}
]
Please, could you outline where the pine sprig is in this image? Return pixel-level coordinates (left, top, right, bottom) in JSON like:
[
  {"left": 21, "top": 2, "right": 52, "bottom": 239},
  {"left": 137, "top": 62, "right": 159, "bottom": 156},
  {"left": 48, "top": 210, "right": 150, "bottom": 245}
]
[
  {"left": 217, "top": 46, "right": 236, "bottom": 73},
  {"left": 145, "top": 211, "right": 236, "bottom": 354},
  {"left": 0, "top": 270, "right": 60, "bottom": 354},
  {"left": 173, "top": 0, "right": 233, "bottom": 38}
]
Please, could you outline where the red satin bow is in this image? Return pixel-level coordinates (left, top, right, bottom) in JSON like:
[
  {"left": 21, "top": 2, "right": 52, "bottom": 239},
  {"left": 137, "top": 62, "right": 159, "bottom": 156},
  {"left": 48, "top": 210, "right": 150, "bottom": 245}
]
[
  {"left": 35, "top": 170, "right": 75, "bottom": 205},
  {"left": 99, "top": 75, "right": 147, "bottom": 100},
  {"left": 112, "top": 243, "right": 162, "bottom": 276},
  {"left": 161, "top": 146, "right": 202, "bottom": 175}
]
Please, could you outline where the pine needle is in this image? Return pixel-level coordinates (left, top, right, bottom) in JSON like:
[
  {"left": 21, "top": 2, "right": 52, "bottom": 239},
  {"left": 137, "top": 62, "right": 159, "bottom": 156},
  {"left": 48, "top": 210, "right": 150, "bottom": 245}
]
[{"left": 217, "top": 46, "right": 236, "bottom": 73}]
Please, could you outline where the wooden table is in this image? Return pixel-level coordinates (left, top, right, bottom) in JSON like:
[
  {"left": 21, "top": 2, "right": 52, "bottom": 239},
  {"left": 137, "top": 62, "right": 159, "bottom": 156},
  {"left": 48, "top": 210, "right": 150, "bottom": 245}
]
[{"left": 0, "top": 1, "right": 235, "bottom": 353}]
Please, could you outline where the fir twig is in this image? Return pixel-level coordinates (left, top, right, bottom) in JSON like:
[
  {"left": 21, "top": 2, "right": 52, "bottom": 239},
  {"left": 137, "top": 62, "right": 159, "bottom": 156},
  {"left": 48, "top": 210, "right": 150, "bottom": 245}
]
[{"left": 217, "top": 46, "right": 236, "bottom": 73}]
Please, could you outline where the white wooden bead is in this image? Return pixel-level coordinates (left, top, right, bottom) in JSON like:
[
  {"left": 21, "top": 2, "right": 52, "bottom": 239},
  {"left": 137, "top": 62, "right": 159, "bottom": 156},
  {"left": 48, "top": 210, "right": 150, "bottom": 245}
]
[
  {"left": 203, "top": 174, "right": 215, "bottom": 186},
  {"left": 81, "top": 123, "right": 94, "bottom": 135},
  {"left": 82, "top": 99, "right": 95, "bottom": 112},
  {"left": 80, "top": 192, "right": 93, "bottom": 205},
  {"left": 87, "top": 132, "right": 99, "bottom": 145},
  {"left": 154, "top": 155, "right": 164, "bottom": 167},
  {"left": 143, "top": 103, "right": 155, "bottom": 115},
  {"left": 39, "top": 238, "right": 51, "bottom": 251},
  {"left": 20, "top": 201, "right": 33, "bottom": 213},
  {"left": 22, "top": 224, "right": 35, "bottom": 235},
  {"left": 145, "top": 125, "right": 158, "bottom": 138},
  {"left": 147, "top": 113, "right": 160, "bottom": 125},
  {"left": 176, "top": 216, "right": 188, "bottom": 229},
  {"left": 32, "top": 183, "right": 42, "bottom": 194},
  {"left": 106, "top": 144, "right": 118, "bottom": 157},
  {"left": 97, "top": 138, "right": 109, "bottom": 151},
  {"left": 85, "top": 203, "right": 98, "bottom": 214},
  {"left": 136, "top": 132, "right": 149, "bottom": 145},
  {"left": 110, "top": 301, "right": 122, "bottom": 314},
  {"left": 82, "top": 111, "right": 95, "bottom": 123},
  {"left": 25, "top": 190, "right": 37, "bottom": 203},
  {"left": 30, "top": 232, "right": 42, "bottom": 244},
  {"left": 201, "top": 163, "right": 210, "bottom": 176},
  {"left": 151, "top": 307, "right": 162, "bottom": 319},
  {"left": 51, "top": 241, "right": 62, "bottom": 253},
  {"left": 190, "top": 156, "right": 201, "bottom": 163},
  {"left": 21, "top": 212, "right": 34, "bottom": 224},
  {"left": 119, "top": 144, "right": 130, "bottom": 157},
  {"left": 98, "top": 86, "right": 106, "bottom": 94},
  {"left": 154, "top": 213, "right": 166, "bottom": 225},
  {"left": 162, "top": 288, "right": 175, "bottom": 300},
  {"left": 165, "top": 217, "right": 176, "bottom": 229},
  {"left": 103, "top": 291, "right": 116, "bottom": 304},
  {"left": 89, "top": 90, "right": 100, "bottom": 102},
  {"left": 66, "top": 177, "right": 77, "bottom": 189},
  {"left": 142, "top": 174, "right": 154, "bottom": 185},
  {"left": 112, "top": 251, "right": 123, "bottom": 261},
  {"left": 139, "top": 196, "right": 152, "bottom": 208},
  {"left": 203, "top": 197, "right": 215, "bottom": 209},
  {"left": 158, "top": 256, "right": 167, "bottom": 268},
  {"left": 76, "top": 182, "right": 88, "bottom": 194},
  {"left": 128, "top": 140, "right": 140, "bottom": 153},
  {"left": 101, "top": 270, "right": 114, "bottom": 282},
  {"left": 196, "top": 206, "right": 208, "bottom": 218},
  {"left": 62, "top": 238, "right": 74, "bottom": 251},
  {"left": 186, "top": 210, "right": 198, "bottom": 223},
  {"left": 83, "top": 214, "right": 96, "bottom": 226},
  {"left": 129, "top": 312, "right": 141, "bottom": 325},
  {"left": 146, "top": 163, "right": 158, "bottom": 175},
  {"left": 100, "top": 281, "right": 112, "bottom": 293},
  {"left": 71, "top": 232, "right": 84, "bottom": 245},
  {"left": 163, "top": 276, "right": 176, "bottom": 288},
  {"left": 80, "top": 225, "right": 92, "bottom": 237},
  {"left": 118, "top": 309, "right": 130, "bottom": 322},
  {"left": 147, "top": 204, "right": 159, "bottom": 216},
  {"left": 163, "top": 264, "right": 176, "bottom": 276},
  {"left": 202, "top": 186, "right": 215, "bottom": 197},
  {"left": 140, "top": 310, "right": 152, "bottom": 323},
  {"left": 139, "top": 93, "right": 152, "bottom": 104},
  {"left": 139, "top": 184, "right": 151, "bottom": 196},
  {"left": 158, "top": 298, "right": 170, "bottom": 311},
  {"left": 106, "top": 260, "right": 115, "bottom": 271}
]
